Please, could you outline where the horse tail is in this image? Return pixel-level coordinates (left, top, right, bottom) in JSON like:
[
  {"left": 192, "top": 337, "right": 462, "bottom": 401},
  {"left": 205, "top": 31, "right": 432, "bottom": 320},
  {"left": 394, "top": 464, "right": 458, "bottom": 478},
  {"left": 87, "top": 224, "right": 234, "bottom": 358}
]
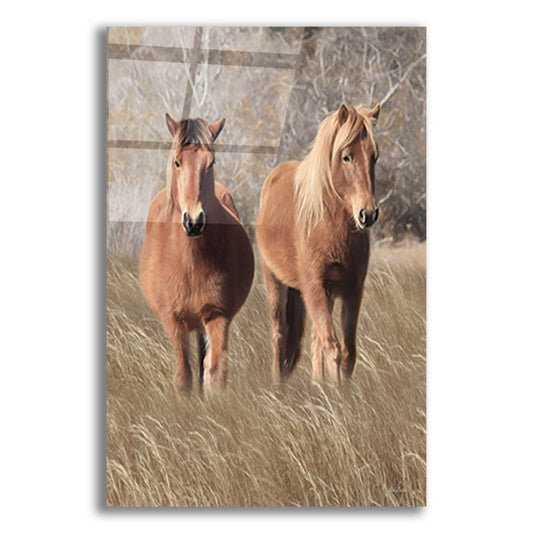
[
  {"left": 281, "top": 287, "right": 305, "bottom": 378},
  {"left": 197, "top": 332, "right": 207, "bottom": 385}
]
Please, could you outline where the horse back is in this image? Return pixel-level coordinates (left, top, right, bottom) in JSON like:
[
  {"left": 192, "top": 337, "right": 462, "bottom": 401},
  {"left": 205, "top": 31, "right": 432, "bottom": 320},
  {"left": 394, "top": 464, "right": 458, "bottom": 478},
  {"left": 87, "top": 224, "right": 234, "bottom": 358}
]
[
  {"left": 256, "top": 161, "right": 301, "bottom": 288},
  {"left": 144, "top": 189, "right": 168, "bottom": 226},
  {"left": 215, "top": 181, "right": 241, "bottom": 223}
]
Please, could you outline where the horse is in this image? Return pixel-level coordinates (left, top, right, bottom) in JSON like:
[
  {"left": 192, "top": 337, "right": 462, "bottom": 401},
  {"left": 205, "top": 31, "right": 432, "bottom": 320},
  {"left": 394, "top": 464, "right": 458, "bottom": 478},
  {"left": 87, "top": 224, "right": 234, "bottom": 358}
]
[
  {"left": 139, "top": 114, "right": 254, "bottom": 392},
  {"left": 256, "top": 103, "right": 381, "bottom": 385}
]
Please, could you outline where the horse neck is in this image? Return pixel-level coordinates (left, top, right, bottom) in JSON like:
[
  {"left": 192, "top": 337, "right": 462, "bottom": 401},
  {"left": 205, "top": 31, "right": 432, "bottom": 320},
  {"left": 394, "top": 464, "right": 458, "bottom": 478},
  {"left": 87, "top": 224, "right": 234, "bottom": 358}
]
[{"left": 322, "top": 188, "right": 352, "bottom": 228}]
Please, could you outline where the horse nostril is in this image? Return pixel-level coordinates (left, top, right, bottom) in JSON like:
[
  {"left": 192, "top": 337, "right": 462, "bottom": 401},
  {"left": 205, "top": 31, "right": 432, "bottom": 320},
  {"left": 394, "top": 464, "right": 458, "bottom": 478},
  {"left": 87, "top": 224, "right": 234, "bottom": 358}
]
[
  {"left": 359, "top": 208, "right": 366, "bottom": 225},
  {"left": 197, "top": 210, "right": 205, "bottom": 227},
  {"left": 191, "top": 211, "right": 205, "bottom": 232},
  {"left": 373, "top": 208, "right": 379, "bottom": 223},
  {"left": 182, "top": 211, "right": 196, "bottom": 234}
]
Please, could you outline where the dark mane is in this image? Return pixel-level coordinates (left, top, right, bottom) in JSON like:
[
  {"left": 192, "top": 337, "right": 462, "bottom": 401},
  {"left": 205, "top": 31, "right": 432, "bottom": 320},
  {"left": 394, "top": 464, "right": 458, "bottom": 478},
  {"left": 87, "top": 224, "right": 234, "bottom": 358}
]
[{"left": 173, "top": 118, "right": 214, "bottom": 151}]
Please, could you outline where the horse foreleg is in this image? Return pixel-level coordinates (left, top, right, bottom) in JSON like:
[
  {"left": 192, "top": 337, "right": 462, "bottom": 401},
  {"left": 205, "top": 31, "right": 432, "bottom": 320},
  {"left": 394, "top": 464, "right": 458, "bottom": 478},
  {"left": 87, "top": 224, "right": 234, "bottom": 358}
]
[
  {"left": 340, "top": 290, "right": 363, "bottom": 380},
  {"left": 162, "top": 314, "right": 192, "bottom": 391},
  {"left": 262, "top": 261, "right": 289, "bottom": 385},
  {"left": 203, "top": 316, "right": 229, "bottom": 392},
  {"left": 303, "top": 284, "right": 341, "bottom": 383}
]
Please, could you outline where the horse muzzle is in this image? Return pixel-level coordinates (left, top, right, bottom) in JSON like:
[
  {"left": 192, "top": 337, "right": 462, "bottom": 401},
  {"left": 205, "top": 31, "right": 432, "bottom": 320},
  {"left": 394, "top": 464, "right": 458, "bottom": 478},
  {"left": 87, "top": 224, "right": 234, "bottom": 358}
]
[
  {"left": 355, "top": 207, "right": 379, "bottom": 229},
  {"left": 182, "top": 210, "right": 206, "bottom": 237}
]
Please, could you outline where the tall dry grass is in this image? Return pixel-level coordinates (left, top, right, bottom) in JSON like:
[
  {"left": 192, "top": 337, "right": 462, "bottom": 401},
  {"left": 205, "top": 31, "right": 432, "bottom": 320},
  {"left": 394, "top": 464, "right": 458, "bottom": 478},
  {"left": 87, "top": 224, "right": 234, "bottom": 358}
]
[{"left": 106, "top": 243, "right": 426, "bottom": 507}]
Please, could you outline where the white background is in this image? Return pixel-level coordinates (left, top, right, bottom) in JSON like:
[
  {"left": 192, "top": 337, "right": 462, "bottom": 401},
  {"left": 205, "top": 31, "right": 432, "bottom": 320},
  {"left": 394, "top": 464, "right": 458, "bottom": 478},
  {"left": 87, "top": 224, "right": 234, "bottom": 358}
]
[{"left": 1, "top": 1, "right": 532, "bottom": 531}]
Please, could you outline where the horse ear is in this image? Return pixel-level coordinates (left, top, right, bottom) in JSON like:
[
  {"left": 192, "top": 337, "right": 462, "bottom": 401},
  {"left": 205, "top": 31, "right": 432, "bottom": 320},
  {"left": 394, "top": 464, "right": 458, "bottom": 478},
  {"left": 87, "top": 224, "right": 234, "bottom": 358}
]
[
  {"left": 209, "top": 118, "right": 226, "bottom": 141},
  {"left": 165, "top": 113, "right": 179, "bottom": 137},
  {"left": 337, "top": 104, "right": 349, "bottom": 125},
  {"left": 370, "top": 103, "right": 380, "bottom": 124}
]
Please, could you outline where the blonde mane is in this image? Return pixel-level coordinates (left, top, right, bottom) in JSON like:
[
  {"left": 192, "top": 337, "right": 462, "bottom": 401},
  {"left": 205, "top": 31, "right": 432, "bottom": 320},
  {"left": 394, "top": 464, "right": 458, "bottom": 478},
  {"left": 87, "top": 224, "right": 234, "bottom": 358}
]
[
  {"left": 294, "top": 105, "right": 378, "bottom": 230},
  {"left": 165, "top": 118, "right": 214, "bottom": 220}
]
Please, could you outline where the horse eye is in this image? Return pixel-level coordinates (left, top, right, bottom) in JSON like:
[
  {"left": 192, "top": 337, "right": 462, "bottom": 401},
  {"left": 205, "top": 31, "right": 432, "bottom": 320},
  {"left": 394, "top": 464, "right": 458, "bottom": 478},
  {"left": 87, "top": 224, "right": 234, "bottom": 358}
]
[
  {"left": 208, "top": 160, "right": 215, "bottom": 169},
  {"left": 175, "top": 160, "right": 180, "bottom": 168},
  {"left": 342, "top": 154, "right": 351, "bottom": 163}
]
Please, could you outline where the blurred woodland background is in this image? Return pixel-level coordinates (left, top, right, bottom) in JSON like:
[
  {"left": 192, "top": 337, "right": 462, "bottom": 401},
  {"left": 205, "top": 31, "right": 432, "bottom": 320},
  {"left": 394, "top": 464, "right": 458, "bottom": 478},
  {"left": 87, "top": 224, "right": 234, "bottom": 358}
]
[{"left": 107, "top": 26, "right": 426, "bottom": 256}]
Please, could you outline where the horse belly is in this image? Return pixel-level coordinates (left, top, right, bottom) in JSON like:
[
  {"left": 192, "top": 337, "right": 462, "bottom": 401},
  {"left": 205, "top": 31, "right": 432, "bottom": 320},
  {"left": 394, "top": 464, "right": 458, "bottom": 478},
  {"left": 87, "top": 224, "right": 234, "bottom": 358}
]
[{"left": 262, "top": 235, "right": 299, "bottom": 288}]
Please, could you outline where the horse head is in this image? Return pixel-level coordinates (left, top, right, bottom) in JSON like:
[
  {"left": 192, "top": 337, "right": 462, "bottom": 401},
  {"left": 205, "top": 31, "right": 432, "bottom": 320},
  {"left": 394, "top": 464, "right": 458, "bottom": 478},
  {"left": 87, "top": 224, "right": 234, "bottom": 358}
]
[
  {"left": 165, "top": 114, "right": 225, "bottom": 237},
  {"left": 331, "top": 104, "right": 381, "bottom": 230}
]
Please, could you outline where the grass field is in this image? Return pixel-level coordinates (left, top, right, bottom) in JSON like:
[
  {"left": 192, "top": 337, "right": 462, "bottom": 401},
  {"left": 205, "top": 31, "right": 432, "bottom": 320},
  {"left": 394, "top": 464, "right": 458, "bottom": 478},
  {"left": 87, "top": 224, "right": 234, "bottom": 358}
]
[{"left": 106, "top": 243, "right": 426, "bottom": 507}]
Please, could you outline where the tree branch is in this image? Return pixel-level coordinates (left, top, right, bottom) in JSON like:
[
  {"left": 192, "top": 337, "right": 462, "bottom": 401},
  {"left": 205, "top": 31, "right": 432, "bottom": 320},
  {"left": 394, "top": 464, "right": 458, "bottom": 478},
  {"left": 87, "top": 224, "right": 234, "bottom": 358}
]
[{"left": 380, "top": 53, "right": 426, "bottom": 108}]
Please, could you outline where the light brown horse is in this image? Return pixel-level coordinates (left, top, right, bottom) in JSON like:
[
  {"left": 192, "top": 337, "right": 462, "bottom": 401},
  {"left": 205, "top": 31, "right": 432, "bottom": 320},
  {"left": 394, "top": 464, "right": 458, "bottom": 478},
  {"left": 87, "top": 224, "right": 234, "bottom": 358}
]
[
  {"left": 140, "top": 115, "right": 254, "bottom": 392},
  {"left": 256, "top": 103, "right": 381, "bottom": 384}
]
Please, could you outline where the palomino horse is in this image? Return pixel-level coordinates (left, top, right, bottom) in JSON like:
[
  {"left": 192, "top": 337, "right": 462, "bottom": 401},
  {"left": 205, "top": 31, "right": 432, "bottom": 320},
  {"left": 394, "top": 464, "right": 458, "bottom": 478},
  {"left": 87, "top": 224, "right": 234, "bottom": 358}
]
[
  {"left": 140, "top": 115, "right": 254, "bottom": 392},
  {"left": 256, "top": 103, "right": 380, "bottom": 384}
]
